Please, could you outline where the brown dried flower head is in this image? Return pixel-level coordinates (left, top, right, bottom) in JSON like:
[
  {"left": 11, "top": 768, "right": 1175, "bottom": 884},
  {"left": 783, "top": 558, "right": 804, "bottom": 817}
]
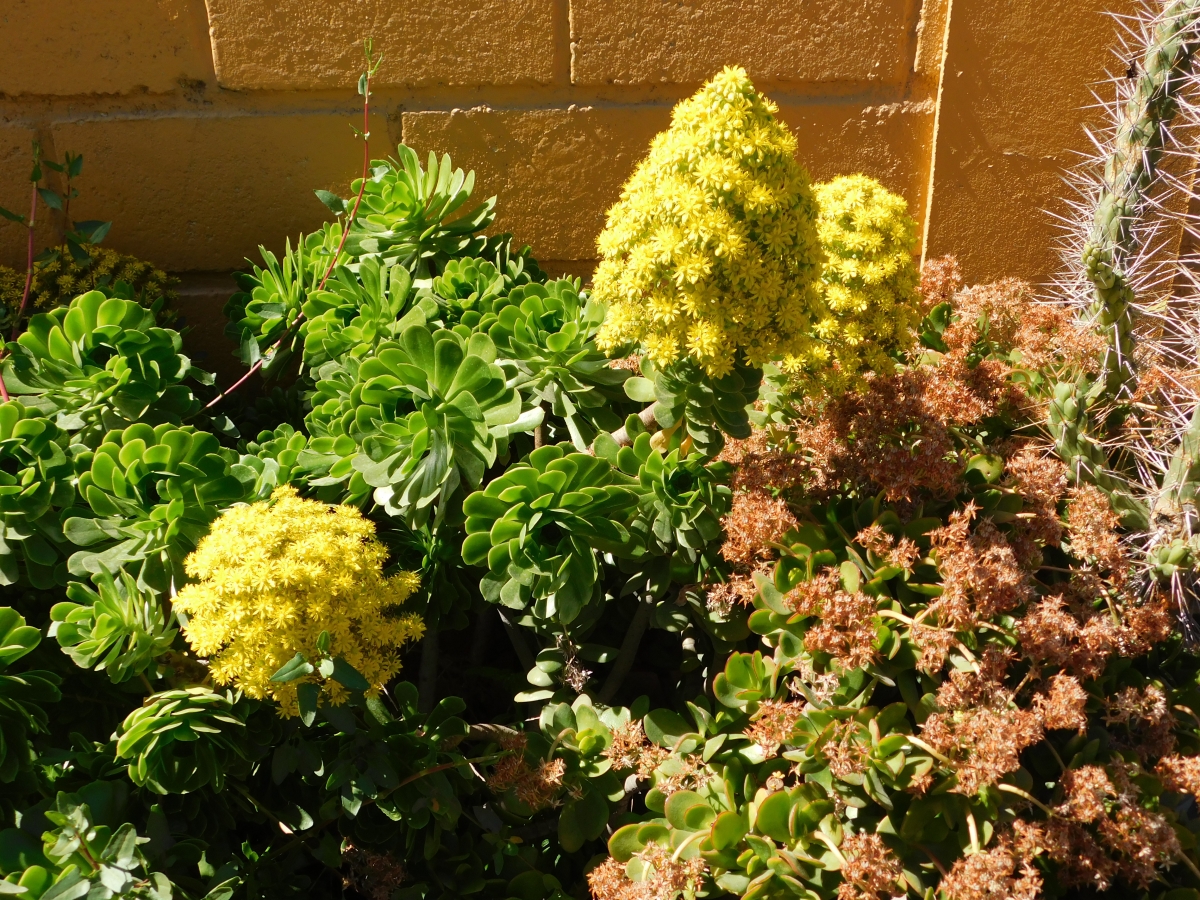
[
  {"left": 744, "top": 699, "right": 805, "bottom": 757},
  {"left": 919, "top": 254, "right": 963, "bottom": 312},
  {"left": 720, "top": 491, "right": 798, "bottom": 569},
  {"left": 342, "top": 844, "right": 408, "bottom": 900},
  {"left": 836, "top": 832, "right": 902, "bottom": 900},
  {"left": 1034, "top": 673, "right": 1089, "bottom": 732},
  {"left": 486, "top": 743, "right": 567, "bottom": 812},
  {"left": 1058, "top": 765, "right": 1114, "bottom": 824},
  {"left": 1156, "top": 754, "right": 1200, "bottom": 802},
  {"left": 921, "top": 706, "right": 1042, "bottom": 795},
  {"left": 1103, "top": 684, "right": 1176, "bottom": 759},
  {"left": 1065, "top": 484, "right": 1128, "bottom": 581},
  {"left": 604, "top": 721, "right": 669, "bottom": 782},
  {"left": 931, "top": 506, "right": 1031, "bottom": 629},
  {"left": 940, "top": 839, "right": 1042, "bottom": 900}
]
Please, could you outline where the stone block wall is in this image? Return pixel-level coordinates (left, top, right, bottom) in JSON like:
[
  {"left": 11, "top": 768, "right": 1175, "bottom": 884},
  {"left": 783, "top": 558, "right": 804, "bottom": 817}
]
[{"left": 0, "top": 0, "right": 1144, "bottom": 375}]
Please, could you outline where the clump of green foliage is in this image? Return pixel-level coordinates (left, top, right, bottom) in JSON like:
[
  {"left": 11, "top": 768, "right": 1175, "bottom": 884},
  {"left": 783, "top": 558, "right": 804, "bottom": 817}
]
[{"left": 0, "top": 42, "right": 1197, "bottom": 900}]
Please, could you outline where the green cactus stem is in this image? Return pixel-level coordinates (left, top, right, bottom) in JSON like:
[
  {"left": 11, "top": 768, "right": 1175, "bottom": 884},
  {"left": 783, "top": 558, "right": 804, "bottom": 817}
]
[
  {"left": 1048, "top": 379, "right": 1150, "bottom": 530},
  {"left": 1082, "top": 0, "right": 1200, "bottom": 402}
]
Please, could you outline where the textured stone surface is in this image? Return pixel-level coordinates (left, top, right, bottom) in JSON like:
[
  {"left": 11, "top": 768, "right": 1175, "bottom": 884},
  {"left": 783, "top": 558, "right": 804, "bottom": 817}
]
[
  {"left": 780, "top": 100, "right": 935, "bottom": 225},
  {"left": 923, "top": 0, "right": 1141, "bottom": 283},
  {"left": 402, "top": 99, "right": 934, "bottom": 266},
  {"left": 569, "top": 0, "right": 914, "bottom": 86},
  {"left": 172, "top": 272, "right": 243, "bottom": 386},
  {"left": 205, "top": 0, "right": 556, "bottom": 90},
  {"left": 403, "top": 106, "right": 670, "bottom": 263},
  {"left": 50, "top": 112, "right": 389, "bottom": 271},
  {"left": 0, "top": 0, "right": 212, "bottom": 96}
]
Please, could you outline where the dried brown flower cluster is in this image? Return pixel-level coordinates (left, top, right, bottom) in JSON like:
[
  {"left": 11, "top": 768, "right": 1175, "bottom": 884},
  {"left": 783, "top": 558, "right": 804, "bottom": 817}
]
[
  {"left": 1033, "top": 672, "right": 1089, "bottom": 731},
  {"left": 854, "top": 524, "right": 920, "bottom": 571},
  {"left": 655, "top": 754, "right": 710, "bottom": 796},
  {"left": 836, "top": 832, "right": 902, "bottom": 900},
  {"left": 922, "top": 705, "right": 1043, "bottom": 796},
  {"left": 486, "top": 735, "right": 567, "bottom": 811},
  {"left": 603, "top": 721, "right": 707, "bottom": 796},
  {"left": 718, "top": 428, "right": 808, "bottom": 495},
  {"left": 587, "top": 845, "right": 707, "bottom": 900},
  {"left": 704, "top": 572, "right": 760, "bottom": 615},
  {"left": 785, "top": 568, "right": 879, "bottom": 670},
  {"left": 929, "top": 505, "right": 1031, "bottom": 629},
  {"left": 1003, "top": 443, "right": 1068, "bottom": 564},
  {"left": 1066, "top": 483, "right": 1129, "bottom": 583},
  {"left": 1104, "top": 683, "right": 1176, "bottom": 758},
  {"left": 789, "top": 370, "right": 966, "bottom": 502},
  {"left": 1042, "top": 763, "right": 1183, "bottom": 890},
  {"left": 918, "top": 254, "right": 963, "bottom": 312},
  {"left": 784, "top": 344, "right": 1028, "bottom": 504},
  {"left": 341, "top": 844, "right": 408, "bottom": 900},
  {"left": 604, "top": 721, "right": 669, "bottom": 781},
  {"left": 920, "top": 649, "right": 1043, "bottom": 795},
  {"left": 1157, "top": 753, "right": 1200, "bottom": 802},
  {"left": 720, "top": 490, "right": 799, "bottom": 569},
  {"left": 946, "top": 277, "right": 1103, "bottom": 376},
  {"left": 743, "top": 699, "right": 805, "bottom": 756},
  {"left": 939, "top": 838, "right": 1042, "bottom": 900},
  {"left": 584, "top": 262, "right": 1200, "bottom": 900},
  {"left": 1017, "top": 589, "right": 1172, "bottom": 681},
  {"left": 821, "top": 719, "right": 869, "bottom": 779}
]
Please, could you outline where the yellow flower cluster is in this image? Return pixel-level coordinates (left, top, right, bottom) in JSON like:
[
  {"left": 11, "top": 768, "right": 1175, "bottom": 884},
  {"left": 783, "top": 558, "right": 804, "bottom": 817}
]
[
  {"left": 175, "top": 486, "right": 423, "bottom": 716},
  {"left": 782, "top": 174, "right": 921, "bottom": 395},
  {"left": 0, "top": 246, "right": 178, "bottom": 328},
  {"left": 592, "top": 66, "right": 823, "bottom": 378}
]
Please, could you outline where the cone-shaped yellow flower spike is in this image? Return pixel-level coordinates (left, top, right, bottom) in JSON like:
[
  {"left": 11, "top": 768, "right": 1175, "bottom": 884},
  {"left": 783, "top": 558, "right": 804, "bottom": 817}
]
[
  {"left": 175, "top": 486, "right": 423, "bottom": 717},
  {"left": 783, "top": 174, "right": 921, "bottom": 395},
  {"left": 593, "top": 66, "right": 823, "bottom": 379}
]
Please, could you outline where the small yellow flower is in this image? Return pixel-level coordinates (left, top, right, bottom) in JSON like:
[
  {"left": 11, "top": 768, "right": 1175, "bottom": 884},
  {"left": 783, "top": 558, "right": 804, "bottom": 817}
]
[{"left": 174, "top": 486, "right": 423, "bottom": 717}]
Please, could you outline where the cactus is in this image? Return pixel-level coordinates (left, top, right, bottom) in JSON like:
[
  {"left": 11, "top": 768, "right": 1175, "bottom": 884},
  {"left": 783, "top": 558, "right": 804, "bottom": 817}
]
[
  {"left": 1048, "top": 378, "right": 1151, "bottom": 529},
  {"left": 1058, "top": 0, "right": 1200, "bottom": 637},
  {"left": 1073, "top": 0, "right": 1200, "bottom": 402}
]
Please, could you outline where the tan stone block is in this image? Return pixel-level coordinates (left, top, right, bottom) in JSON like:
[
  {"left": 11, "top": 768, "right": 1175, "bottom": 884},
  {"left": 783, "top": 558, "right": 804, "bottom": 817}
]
[
  {"left": 924, "top": 0, "right": 1142, "bottom": 284},
  {"left": 0, "top": 0, "right": 212, "bottom": 96},
  {"left": 51, "top": 111, "right": 391, "bottom": 272},
  {"left": 779, "top": 100, "right": 935, "bottom": 231},
  {"left": 0, "top": 126, "right": 59, "bottom": 271},
  {"left": 570, "top": 0, "right": 913, "bottom": 86},
  {"left": 206, "top": 0, "right": 555, "bottom": 90},
  {"left": 402, "top": 106, "right": 671, "bottom": 263}
]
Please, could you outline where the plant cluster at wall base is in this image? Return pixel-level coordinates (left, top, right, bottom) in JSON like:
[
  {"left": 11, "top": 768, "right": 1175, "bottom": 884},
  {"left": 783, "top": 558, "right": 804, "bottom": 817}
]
[
  {"left": 1, "top": 24, "right": 1200, "bottom": 900},
  {"left": 0, "top": 146, "right": 177, "bottom": 337}
]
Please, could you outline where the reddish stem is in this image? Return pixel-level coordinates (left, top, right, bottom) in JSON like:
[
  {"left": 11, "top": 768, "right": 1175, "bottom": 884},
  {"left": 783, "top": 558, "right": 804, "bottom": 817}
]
[
  {"left": 0, "top": 177, "right": 39, "bottom": 403},
  {"left": 206, "top": 67, "right": 374, "bottom": 412},
  {"left": 14, "top": 180, "right": 38, "bottom": 342}
]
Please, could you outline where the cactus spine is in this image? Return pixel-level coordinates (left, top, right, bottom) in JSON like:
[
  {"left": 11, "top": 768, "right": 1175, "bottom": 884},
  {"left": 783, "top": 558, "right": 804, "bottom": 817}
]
[
  {"left": 1080, "top": 0, "right": 1200, "bottom": 402},
  {"left": 1057, "top": 1, "right": 1200, "bottom": 638}
]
